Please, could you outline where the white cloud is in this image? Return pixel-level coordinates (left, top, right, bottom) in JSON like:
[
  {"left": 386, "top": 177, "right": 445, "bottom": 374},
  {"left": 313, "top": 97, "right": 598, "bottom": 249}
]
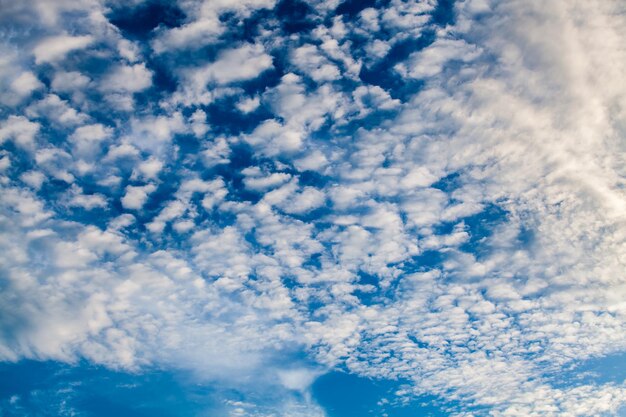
[
  {"left": 278, "top": 368, "right": 322, "bottom": 391},
  {"left": 236, "top": 96, "right": 261, "bottom": 113},
  {"left": 20, "top": 171, "right": 46, "bottom": 190},
  {"left": 0, "top": 152, "right": 10, "bottom": 172},
  {"left": 190, "top": 43, "right": 273, "bottom": 86},
  {"left": 243, "top": 169, "right": 291, "bottom": 191},
  {"left": 245, "top": 119, "right": 304, "bottom": 156},
  {"left": 353, "top": 85, "right": 400, "bottom": 116},
  {"left": 51, "top": 71, "right": 91, "bottom": 92},
  {"left": 69, "top": 123, "right": 112, "bottom": 157},
  {"left": 189, "top": 109, "right": 209, "bottom": 137},
  {"left": 263, "top": 181, "right": 326, "bottom": 214},
  {"left": 379, "top": 0, "right": 434, "bottom": 34},
  {"left": 0, "top": 116, "right": 40, "bottom": 150},
  {"left": 121, "top": 184, "right": 157, "bottom": 210},
  {"left": 202, "top": 137, "right": 231, "bottom": 167},
  {"left": 104, "top": 142, "right": 140, "bottom": 161},
  {"left": 364, "top": 39, "right": 391, "bottom": 59},
  {"left": 11, "top": 71, "right": 43, "bottom": 97},
  {"left": 294, "top": 150, "right": 329, "bottom": 172},
  {"left": 34, "top": 147, "right": 75, "bottom": 183},
  {"left": 152, "top": 17, "right": 223, "bottom": 54},
  {"left": 291, "top": 45, "right": 340, "bottom": 82},
  {"left": 125, "top": 112, "right": 186, "bottom": 153},
  {"left": 101, "top": 63, "right": 152, "bottom": 93},
  {"left": 26, "top": 95, "right": 88, "bottom": 126},
  {"left": 0, "top": 187, "right": 52, "bottom": 227},
  {"left": 167, "top": 44, "right": 272, "bottom": 106},
  {"left": 151, "top": 0, "right": 276, "bottom": 54},
  {"left": 243, "top": 73, "right": 348, "bottom": 156},
  {"left": 396, "top": 38, "right": 482, "bottom": 79},
  {"left": 33, "top": 35, "right": 94, "bottom": 64},
  {"left": 65, "top": 185, "right": 108, "bottom": 210},
  {"left": 133, "top": 157, "right": 163, "bottom": 180},
  {"left": 172, "top": 220, "right": 195, "bottom": 233},
  {"left": 117, "top": 39, "right": 140, "bottom": 63},
  {"left": 146, "top": 177, "right": 229, "bottom": 233}
]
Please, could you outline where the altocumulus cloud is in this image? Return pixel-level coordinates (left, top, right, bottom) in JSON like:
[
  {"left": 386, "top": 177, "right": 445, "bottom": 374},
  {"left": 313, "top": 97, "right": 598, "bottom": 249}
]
[{"left": 0, "top": 0, "right": 625, "bottom": 416}]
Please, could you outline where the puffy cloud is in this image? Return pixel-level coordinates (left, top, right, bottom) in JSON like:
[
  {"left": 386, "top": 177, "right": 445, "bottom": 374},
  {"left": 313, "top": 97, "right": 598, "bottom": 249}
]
[
  {"left": 294, "top": 150, "right": 329, "bottom": 172},
  {"left": 124, "top": 112, "right": 186, "bottom": 153},
  {"left": 291, "top": 45, "right": 341, "bottom": 82},
  {"left": 244, "top": 169, "right": 292, "bottom": 191},
  {"left": 189, "top": 109, "right": 209, "bottom": 137},
  {"left": 146, "top": 177, "right": 229, "bottom": 233},
  {"left": 67, "top": 123, "right": 112, "bottom": 158},
  {"left": 51, "top": 71, "right": 91, "bottom": 92},
  {"left": 0, "top": 153, "right": 10, "bottom": 172},
  {"left": 65, "top": 185, "right": 108, "bottom": 210},
  {"left": 352, "top": 85, "right": 400, "bottom": 116},
  {"left": 167, "top": 44, "right": 273, "bottom": 106},
  {"left": 10, "top": 71, "right": 43, "bottom": 97},
  {"left": 152, "top": 17, "right": 223, "bottom": 54},
  {"left": 396, "top": 38, "right": 482, "bottom": 79},
  {"left": 262, "top": 181, "right": 326, "bottom": 214},
  {"left": 151, "top": 0, "right": 276, "bottom": 54},
  {"left": 34, "top": 147, "right": 75, "bottom": 183},
  {"left": 103, "top": 141, "right": 140, "bottom": 161},
  {"left": 0, "top": 0, "right": 101, "bottom": 26},
  {"left": 379, "top": 0, "right": 434, "bottom": 34},
  {"left": 245, "top": 119, "right": 304, "bottom": 156},
  {"left": 101, "top": 63, "right": 152, "bottom": 93},
  {"left": 132, "top": 157, "right": 164, "bottom": 180},
  {"left": 191, "top": 44, "right": 273, "bottom": 85},
  {"left": 236, "top": 95, "right": 261, "bottom": 113},
  {"left": 121, "top": 184, "right": 157, "bottom": 210},
  {"left": 277, "top": 368, "right": 322, "bottom": 391},
  {"left": 201, "top": 137, "right": 231, "bottom": 167},
  {"left": 0, "top": 187, "right": 52, "bottom": 227},
  {"left": 0, "top": 116, "right": 40, "bottom": 150},
  {"left": 33, "top": 35, "right": 94, "bottom": 64},
  {"left": 20, "top": 171, "right": 46, "bottom": 190},
  {"left": 26, "top": 95, "right": 88, "bottom": 126}
]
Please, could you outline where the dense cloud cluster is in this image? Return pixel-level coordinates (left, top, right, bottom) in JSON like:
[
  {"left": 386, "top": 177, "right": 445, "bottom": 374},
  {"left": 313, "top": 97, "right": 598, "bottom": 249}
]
[{"left": 1, "top": 0, "right": 625, "bottom": 415}]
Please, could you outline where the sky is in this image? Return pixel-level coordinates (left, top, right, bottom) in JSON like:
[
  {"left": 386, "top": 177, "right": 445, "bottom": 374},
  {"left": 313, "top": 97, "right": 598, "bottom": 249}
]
[{"left": 0, "top": 0, "right": 625, "bottom": 416}]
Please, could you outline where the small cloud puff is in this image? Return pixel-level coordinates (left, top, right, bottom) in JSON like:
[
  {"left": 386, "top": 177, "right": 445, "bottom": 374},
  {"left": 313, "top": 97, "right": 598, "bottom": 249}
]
[
  {"left": 121, "top": 184, "right": 157, "bottom": 210},
  {"left": 33, "top": 35, "right": 94, "bottom": 64},
  {"left": 101, "top": 63, "right": 153, "bottom": 93}
]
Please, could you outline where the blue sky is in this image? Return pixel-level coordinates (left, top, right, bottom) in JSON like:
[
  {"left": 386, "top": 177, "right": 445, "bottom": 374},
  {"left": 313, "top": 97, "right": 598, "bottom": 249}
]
[{"left": 0, "top": 0, "right": 625, "bottom": 416}]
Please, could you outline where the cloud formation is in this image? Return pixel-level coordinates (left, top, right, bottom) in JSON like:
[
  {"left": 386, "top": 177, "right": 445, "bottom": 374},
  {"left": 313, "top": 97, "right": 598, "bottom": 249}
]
[{"left": 0, "top": 0, "right": 625, "bottom": 416}]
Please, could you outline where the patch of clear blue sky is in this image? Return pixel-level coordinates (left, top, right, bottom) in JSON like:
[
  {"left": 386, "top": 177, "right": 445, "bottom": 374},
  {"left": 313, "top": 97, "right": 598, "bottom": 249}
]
[
  {"left": 0, "top": 361, "right": 216, "bottom": 417},
  {"left": 546, "top": 351, "right": 626, "bottom": 389},
  {"left": 312, "top": 371, "right": 456, "bottom": 417},
  {"left": 4, "top": 356, "right": 623, "bottom": 416},
  {"left": 0, "top": 361, "right": 462, "bottom": 416}
]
